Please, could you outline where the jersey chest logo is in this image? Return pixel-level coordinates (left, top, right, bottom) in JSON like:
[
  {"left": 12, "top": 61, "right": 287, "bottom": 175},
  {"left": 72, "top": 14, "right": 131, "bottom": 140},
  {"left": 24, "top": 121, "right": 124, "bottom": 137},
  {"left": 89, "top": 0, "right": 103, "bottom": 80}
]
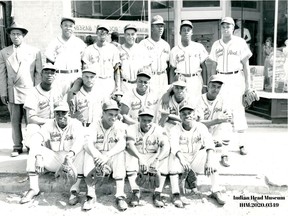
[
  {"left": 176, "top": 54, "right": 185, "bottom": 64},
  {"left": 39, "top": 100, "right": 49, "bottom": 110}
]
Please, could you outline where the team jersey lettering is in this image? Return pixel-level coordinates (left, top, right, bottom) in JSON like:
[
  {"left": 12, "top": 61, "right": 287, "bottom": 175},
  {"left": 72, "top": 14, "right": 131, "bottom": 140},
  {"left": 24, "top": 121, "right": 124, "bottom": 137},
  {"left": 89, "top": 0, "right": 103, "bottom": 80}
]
[
  {"left": 176, "top": 54, "right": 185, "bottom": 64},
  {"left": 50, "top": 132, "right": 61, "bottom": 142},
  {"left": 38, "top": 100, "right": 49, "bottom": 110}
]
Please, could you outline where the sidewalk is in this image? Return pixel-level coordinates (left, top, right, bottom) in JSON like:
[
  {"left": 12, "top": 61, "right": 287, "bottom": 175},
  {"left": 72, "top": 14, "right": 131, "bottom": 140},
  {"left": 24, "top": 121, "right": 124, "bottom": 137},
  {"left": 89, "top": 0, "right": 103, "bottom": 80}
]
[{"left": 0, "top": 113, "right": 287, "bottom": 194}]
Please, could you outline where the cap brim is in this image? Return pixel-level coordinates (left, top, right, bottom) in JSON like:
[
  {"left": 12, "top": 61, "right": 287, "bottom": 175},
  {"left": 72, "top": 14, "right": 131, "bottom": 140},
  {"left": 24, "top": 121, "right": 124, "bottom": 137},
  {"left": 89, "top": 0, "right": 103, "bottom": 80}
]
[
  {"left": 54, "top": 108, "right": 69, "bottom": 112},
  {"left": 61, "top": 18, "right": 75, "bottom": 24},
  {"left": 125, "top": 27, "right": 137, "bottom": 32},
  {"left": 179, "top": 106, "right": 195, "bottom": 112},
  {"left": 152, "top": 21, "right": 165, "bottom": 25},
  {"left": 173, "top": 81, "right": 186, "bottom": 87},
  {"left": 139, "top": 112, "right": 154, "bottom": 117}
]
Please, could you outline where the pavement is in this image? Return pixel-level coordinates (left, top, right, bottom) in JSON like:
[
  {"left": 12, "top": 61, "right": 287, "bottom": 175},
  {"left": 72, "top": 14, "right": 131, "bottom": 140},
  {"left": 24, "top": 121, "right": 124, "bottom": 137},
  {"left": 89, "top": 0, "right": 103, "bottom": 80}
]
[{"left": 0, "top": 112, "right": 287, "bottom": 195}]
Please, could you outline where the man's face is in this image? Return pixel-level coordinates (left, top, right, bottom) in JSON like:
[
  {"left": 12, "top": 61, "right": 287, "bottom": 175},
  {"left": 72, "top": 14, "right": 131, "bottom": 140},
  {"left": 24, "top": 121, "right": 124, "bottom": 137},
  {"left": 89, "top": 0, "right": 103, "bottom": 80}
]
[
  {"left": 41, "top": 69, "right": 56, "bottom": 85},
  {"left": 207, "top": 82, "right": 223, "bottom": 100},
  {"left": 173, "top": 85, "right": 186, "bottom": 101},
  {"left": 151, "top": 24, "right": 164, "bottom": 37},
  {"left": 180, "top": 109, "right": 195, "bottom": 125},
  {"left": 82, "top": 72, "right": 96, "bottom": 88},
  {"left": 55, "top": 111, "right": 69, "bottom": 128},
  {"left": 10, "top": 29, "right": 24, "bottom": 46},
  {"left": 102, "top": 110, "right": 119, "bottom": 127},
  {"left": 61, "top": 20, "right": 74, "bottom": 39},
  {"left": 96, "top": 29, "right": 108, "bottom": 43},
  {"left": 139, "top": 115, "right": 153, "bottom": 133},
  {"left": 221, "top": 23, "right": 234, "bottom": 37},
  {"left": 124, "top": 29, "right": 137, "bottom": 46},
  {"left": 180, "top": 26, "right": 193, "bottom": 41},
  {"left": 136, "top": 75, "right": 150, "bottom": 93}
]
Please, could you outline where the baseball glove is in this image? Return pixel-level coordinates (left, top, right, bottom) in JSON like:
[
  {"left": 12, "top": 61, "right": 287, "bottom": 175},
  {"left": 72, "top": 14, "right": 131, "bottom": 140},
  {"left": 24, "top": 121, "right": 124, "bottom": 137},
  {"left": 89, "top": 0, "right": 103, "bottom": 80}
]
[
  {"left": 135, "top": 168, "right": 160, "bottom": 190},
  {"left": 242, "top": 88, "right": 260, "bottom": 108},
  {"left": 86, "top": 164, "right": 112, "bottom": 187},
  {"left": 180, "top": 169, "right": 197, "bottom": 190},
  {"left": 55, "top": 156, "right": 77, "bottom": 184}
]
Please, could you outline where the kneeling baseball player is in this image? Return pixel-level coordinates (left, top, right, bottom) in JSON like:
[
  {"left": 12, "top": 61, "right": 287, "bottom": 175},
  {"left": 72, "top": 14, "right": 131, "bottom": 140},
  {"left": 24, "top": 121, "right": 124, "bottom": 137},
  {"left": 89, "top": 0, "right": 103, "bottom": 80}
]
[
  {"left": 169, "top": 101, "right": 226, "bottom": 207},
  {"left": 126, "top": 107, "right": 170, "bottom": 208}
]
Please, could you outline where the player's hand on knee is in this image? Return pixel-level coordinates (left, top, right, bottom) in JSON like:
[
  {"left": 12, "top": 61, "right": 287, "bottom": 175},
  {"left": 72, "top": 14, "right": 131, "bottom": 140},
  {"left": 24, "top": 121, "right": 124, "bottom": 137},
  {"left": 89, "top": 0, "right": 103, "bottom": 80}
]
[
  {"left": 138, "top": 157, "right": 148, "bottom": 173},
  {"left": 180, "top": 158, "right": 190, "bottom": 172},
  {"left": 204, "top": 162, "right": 216, "bottom": 177},
  {"left": 35, "top": 155, "right": 45, "bottom": 174}
]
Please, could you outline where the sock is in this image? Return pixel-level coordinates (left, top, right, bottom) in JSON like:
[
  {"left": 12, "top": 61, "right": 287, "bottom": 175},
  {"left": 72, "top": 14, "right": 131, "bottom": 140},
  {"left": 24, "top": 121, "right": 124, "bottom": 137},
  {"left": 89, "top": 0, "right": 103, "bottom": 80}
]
[
  {"left": 169, "top": 174, "right": 180, "bottom": 194},
  {"left": 115, "top": 178, "right": 125, "bottom": 198},
  {"left": 29, "top": 172, "right": 40, "bottom": 193},
  {"left": 154, "top": 174, "right": 167, "bottom": 193},
  {"left": 127, "top": 172, "right": 140, "bottom": 191},
  {"left": 70, "top": 175, "right": 83, "bottom": 193}
]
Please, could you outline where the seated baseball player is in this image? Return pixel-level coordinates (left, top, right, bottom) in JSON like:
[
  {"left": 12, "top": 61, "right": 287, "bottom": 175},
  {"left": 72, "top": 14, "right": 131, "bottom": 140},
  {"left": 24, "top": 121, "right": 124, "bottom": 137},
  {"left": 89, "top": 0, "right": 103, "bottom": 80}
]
[
  {"left": 20, "top": 101, "right": 85, "bottom": 204},
  {"left": 120, "top": 67, "right": 159, "bottom": 125},
  {"left": 168, "top": 101, "right": 226, "bottom": 207},
  {"left": 23, "top": 63, "right": 68, "bottom": 149},
  {"left": 83, "top": 99, "right": 128, "bottom": 211},
  {"left": 198, "top": 75, "right": 233, "bottom": 167},
  {"left": 126, "top": 107, "right": 170, "bottom": 208}
]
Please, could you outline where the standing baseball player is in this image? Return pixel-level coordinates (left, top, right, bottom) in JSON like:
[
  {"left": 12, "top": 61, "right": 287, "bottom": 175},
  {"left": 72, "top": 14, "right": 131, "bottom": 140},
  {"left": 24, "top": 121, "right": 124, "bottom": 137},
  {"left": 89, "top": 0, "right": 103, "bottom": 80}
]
[
  {"left": 118, "top": 24, "right": 151, "bottom": 93},
  {"left": 0, "top": 22, "right": 42, "bottom": 157},
  {"left": 169, "top": 20, "right": 208, "bottom": 100},
  {"left": 20, "top": 101, "right": 85, "bottom": 204},
  {"left": 83, "top": 99, "right": 128, "bottom": 211},
  {"left": 139, "top": 15, "right": 170, "bottom": 94},
  {"left": 45, "top": 17, "right": 86, "bottom": 93},
  {"left": 169, "top": 101, "right": 226, "bottom": 207},
  {"left": 209, "top": 17, "right": 252, "bottom": 155},
  {"left": 126, "top": 107, "right": 170, "bottom": 208},
  {"left": 120, "top": 67, "right": 159, "bottom": 124},
  {"left": 197, "top": 75, "right": 233, "bottom": 167}
]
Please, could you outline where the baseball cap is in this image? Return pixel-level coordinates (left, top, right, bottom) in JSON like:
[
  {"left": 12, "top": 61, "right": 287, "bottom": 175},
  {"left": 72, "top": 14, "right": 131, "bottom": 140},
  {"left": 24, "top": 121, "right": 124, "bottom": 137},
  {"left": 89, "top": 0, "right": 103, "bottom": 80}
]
[
  {"left": 138, "top": 107, "right": 154, "bottom": 117},
  {"left": 208, "top": 74, "right": 224, "bottom": 84},
  {"left": 124, "top": 24, "right": 137, "bottom": 32},
  {"left": 97, "top": 25, "right": 109, "bottom": 33},
  {"left": 54, "top": 101, "right": 70, "bottom": 112},
  {"left": 102, "top": 99, "right": 120, "bottom": 111},
  {"left": 61, "top": 17, "right": 75, "bottom": 25},
  {"left": 152, "top": 15, "right": 165, "bottom": 25},
  {"left": 220, "top": 17, "right": 235, "bottom": 26},
  {"left": 179, "top": 101, "right": 196, "bottom": 112},
  {"left": 137, "top": 67, "right": 151, "bottom": 79},
  {"left": 172, "top": 74, "right": 187, "bottom": 87},
  {"left": 82, "top": 68, "right": 97, "bottom": 75},
  {"left": 180, "top": 20, "right": 193, "bottom": 29},
  {"left": 42, "top": 63, "right": 57, "bottom": 72}
]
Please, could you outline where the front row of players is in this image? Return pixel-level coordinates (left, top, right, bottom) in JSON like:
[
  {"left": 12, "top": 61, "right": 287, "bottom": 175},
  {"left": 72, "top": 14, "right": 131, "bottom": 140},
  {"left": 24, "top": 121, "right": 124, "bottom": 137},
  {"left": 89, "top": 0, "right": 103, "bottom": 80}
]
[{"left": 20, "top": 98, "right": 226, "bottom": 211}]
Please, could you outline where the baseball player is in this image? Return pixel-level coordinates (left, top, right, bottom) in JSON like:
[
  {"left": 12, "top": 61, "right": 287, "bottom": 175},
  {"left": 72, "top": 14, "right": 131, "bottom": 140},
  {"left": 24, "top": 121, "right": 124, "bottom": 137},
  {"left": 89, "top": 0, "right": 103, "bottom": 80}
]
[
  {"left": 20, "top": 102, "right": 85, "bottom": 205},
  {"left": 168, "top": 101, "right": 226, "bottom": 207},
  {"left": 209, "top": 17, "right": 252, "bottom": 155},
  {"left": 126, "top": 107, "right": 170, "bottom": 208},
  {"left": 197, "top": 75, "right": 233, "bottom": 167},
  {"left": 24, "top": 63, "right": 68, "bottom": 148},
  {"left": 120, "top": 67, "right": 159, "bottom": 124},
  {"left": 0, "top": 22, "right": 42, "bottom": 157},
  {"left": 83, "top": 99, "right": 128, "bottom": 211},
  {"left": 139, "top": 15, "right": 170, "bottom": 94},
  {"left": 45, "top": 17, "right": 86, "bottom": 94},
  {"left": 169, "top": 20, "right": 208, "bottom": 100},
  {"left": 118, "top": 24, "right": 151, "bottom": 93}
]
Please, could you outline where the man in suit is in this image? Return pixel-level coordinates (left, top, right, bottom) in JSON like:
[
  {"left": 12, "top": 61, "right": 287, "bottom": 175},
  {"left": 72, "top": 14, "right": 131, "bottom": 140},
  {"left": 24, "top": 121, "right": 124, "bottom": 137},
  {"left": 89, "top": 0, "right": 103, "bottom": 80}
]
[{"left": 0, "top": 22, "right": 42, "bottom": 157}]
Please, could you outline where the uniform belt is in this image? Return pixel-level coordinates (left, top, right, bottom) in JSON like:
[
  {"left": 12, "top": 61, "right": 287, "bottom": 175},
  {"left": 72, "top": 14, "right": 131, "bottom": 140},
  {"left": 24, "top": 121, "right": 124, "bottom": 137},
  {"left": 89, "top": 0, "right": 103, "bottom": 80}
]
[
  {"left": 217, "top": 70, "right": 239, "bottom": 75},
  {"left": 56, "top": 69, "right": 79, "bottom": 74},
  {"left": 122, "top": 78, "right": 137, "bottom": 84},
  {"left": 98, "top": 76, "right": 112, "bottom": 79},
  {"left": 154, "top": 71, "right": 166, "bottom": 75},
  {"left": 177, "top": 73, "right": 198, "bottom": 77},
  {"left": 82, "top": 123, "right": 91, "bottom": 127}
]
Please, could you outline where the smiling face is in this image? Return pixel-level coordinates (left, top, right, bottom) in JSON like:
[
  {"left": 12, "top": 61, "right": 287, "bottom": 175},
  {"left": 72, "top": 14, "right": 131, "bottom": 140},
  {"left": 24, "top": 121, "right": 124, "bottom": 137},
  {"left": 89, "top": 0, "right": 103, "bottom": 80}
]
[
  {"left": 96, "top": 28, "right": 108, "bottom": 44},
  {"left": 139, "top": 115, "right": 153, "bottom": 133},
  {"left": 136, "top": 75, "right": 150, "bottom": 94},
  {"left": 180, "top": 108, "right": 196, "bottom": 127},
  {"left": 102, "top": 109, "right": 119, "bottom": 128},
  {"left": 124, "top": 29, "right": 137, "bottom": 46},
  {"left": 61, "top": 20, "right": 74, "bottom": 40}
]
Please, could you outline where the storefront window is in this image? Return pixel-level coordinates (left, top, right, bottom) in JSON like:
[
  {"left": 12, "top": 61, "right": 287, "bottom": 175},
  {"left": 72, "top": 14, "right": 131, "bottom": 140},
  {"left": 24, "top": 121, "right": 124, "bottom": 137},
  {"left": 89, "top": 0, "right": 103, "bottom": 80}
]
[
  {"left": 0, "top": 3, "right": 6, "bottom": 49},
  {"left": 183, "top": 0, "right": 220, "bottom": 8}
]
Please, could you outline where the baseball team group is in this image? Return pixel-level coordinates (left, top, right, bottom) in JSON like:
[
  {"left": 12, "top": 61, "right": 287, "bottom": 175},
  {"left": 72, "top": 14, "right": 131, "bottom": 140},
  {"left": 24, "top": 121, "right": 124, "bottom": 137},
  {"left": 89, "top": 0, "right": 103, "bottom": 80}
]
[{"left": 0, "top": 14, "right": 253, "bottom": 211}]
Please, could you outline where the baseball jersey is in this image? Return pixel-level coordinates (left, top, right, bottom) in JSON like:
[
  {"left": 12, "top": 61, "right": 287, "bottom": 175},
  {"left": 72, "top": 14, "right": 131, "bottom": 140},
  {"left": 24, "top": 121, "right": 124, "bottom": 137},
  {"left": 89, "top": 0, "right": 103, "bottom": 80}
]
[
  {"left": 24, "top": 83, "right": 68, "bottom": 120},
  {"left": 45, "top": 35, "right": 86, "bottom": 70},
  {"left": 71, "top": 87, "right": 102, "bottom": 124},
  {"left": 82, "top": 43, "right": 120, "bottom": 78},
  {"left": 126, "top": 123, "right": 167, "bottom": 154},
  {"left": 209, "top": 36, "right": 252, "bottom": 72},
  {"left": 139, "top": 38, "right": 170, "bottom": 73},
  {"left": 169, "top": 122, "right": 214, "bottom": 156},
  {"left": 170, "top": 42, "right": 208, "bottom": 75},
  {"left": 121, "top": 87, "right": 159, "bottom": 120},
  {"left": 88, "top": 120, "right": 126, "bottom": 152},
  {"left": 118, "top": 43, "right": 151, "bottom": 81},
  {"left": 38, "top": 118, "right": 84, "bottom": 154}
]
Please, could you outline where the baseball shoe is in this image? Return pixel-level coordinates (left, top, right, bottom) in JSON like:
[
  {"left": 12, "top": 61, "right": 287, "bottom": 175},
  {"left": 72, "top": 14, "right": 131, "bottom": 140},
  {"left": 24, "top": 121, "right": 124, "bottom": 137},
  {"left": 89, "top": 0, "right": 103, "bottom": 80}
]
[
  {"left": 82, "top": 196, "right": 96, "bottom": 211},
  {"left": 116, "top": 196, "right": 128, "bottom": 211},
  {"left": 239, "top": 146, "right": 247, "bottom": 155},
  {"left": 153, "top": 192, "right": 164, "bottom": 208},
  {"left": 130, "top": 190, "right": 140, "bottom": 207},
  {"left": 11, "top": 149, "right": 23, "bottom": 157},
  {"left": 20, "top": 189, "right": 40, "bottom": 204},
  {"left": 220, "top": 156, "right": 230, "bottom": 167},
  {"left": 68, "top": 190, "right": 79, "bottom": 206},
  {"left": 172, "top": 193, "right": 184, "bottom": 208},
  {"left": 210, "top": 191, "right": 226, "bottom": 205}
]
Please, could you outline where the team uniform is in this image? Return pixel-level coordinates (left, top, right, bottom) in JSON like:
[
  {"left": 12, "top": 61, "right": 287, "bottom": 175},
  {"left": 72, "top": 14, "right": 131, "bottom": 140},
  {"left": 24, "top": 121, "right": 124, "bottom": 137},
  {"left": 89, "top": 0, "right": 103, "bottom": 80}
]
[
  {"left": 170, "top": 42, "right": 208, "bottom": 99},
  {"left": 139, "top": 38, "right": 170, "bottom": 94},
  {"left": 118, "top": 43, "right": 151, "bottom": 93},
  {"left": 82, "top": 43, "right": 120, "bottom": 99},
  {"left": 209, "top": 35, "right": 252, "bottom": 131}
]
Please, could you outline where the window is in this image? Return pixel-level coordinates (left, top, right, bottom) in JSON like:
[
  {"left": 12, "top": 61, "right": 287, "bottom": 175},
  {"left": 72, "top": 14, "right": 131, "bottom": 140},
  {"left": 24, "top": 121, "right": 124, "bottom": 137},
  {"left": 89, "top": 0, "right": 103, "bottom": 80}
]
[
  {"left": 121, "top": 0, "right": 130, "bottom": 15},
  {"left": 183, "top": 0, "right": 220, "bottom": 8},
  {"left": 0, "top": 3, "right": 6, "bottom": 49},
  {"left": 92, "top": 0, "right": 102, "bottom": 15},
  {"left": 231, "top": 1, "right": 258, "bottom": 9}
]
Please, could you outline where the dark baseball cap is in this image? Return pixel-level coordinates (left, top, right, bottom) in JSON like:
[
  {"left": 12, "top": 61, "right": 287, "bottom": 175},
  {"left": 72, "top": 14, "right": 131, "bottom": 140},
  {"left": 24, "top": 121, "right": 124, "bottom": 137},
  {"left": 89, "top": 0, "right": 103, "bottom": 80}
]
[
  {"left": 61, "top": 17, "right": 75, "bottom": 25},
  {"left": 102, "top": 100, "right": 120, "bottom": 111}
]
